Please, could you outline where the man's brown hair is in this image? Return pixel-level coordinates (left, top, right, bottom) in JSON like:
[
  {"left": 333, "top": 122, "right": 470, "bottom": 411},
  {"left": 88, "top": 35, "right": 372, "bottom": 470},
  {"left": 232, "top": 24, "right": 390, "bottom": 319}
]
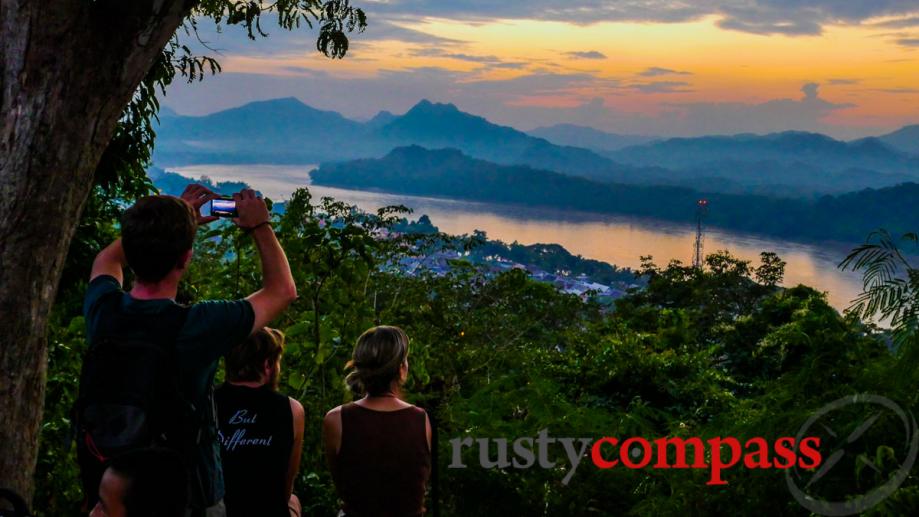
[
  {"left": 226, "top": 328, "right": 285, "bottom": 389},
  {"left": 121, "top": 195, "right": 196, "bottom": 283}
]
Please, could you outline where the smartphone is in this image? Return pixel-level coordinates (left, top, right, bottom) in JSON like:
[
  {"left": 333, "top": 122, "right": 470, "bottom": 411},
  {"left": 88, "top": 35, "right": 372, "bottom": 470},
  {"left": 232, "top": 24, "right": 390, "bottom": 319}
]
[{"left": 209, "top": 197, "right": 238, "bottom": 218}]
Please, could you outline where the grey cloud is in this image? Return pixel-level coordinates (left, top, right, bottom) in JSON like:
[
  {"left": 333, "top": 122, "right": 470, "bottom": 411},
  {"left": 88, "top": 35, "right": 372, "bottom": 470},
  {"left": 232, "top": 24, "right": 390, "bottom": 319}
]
[
  {"left": 801, "top": 82, "right": 820, "bottom": 100},
  {"left": 178, "top": 2, "right": 919, "bottom": 67},
  {"left": 407, "top": 47, "right": 533, "bottom": 70},
  {"left": 564, "top": 51, "right": 607, "bottom": 59},
  {"left": 662, "top": 83, "right": 856, "bottom": 134},
  {"left": 716, "top": 4, "right": 823, "bottom": 35},
  {"left": 279, "top": 66, "right": 332, "bottom": 77},
  {"left": 409, "top": 48, "right": 501, "bottom": 63},
  {"left": 873, "top": 16, "right": 919, "bottom": 28},
  {"left": 409, "top": 47, "right": 448, "bottom": 57},
  {"left": 360, "top": 1, "right": 919, "bottom": 37},
  {"left": 768, "top": 1, "right": 919, "bottom": 22},
  {"left": 716, "top": 17, "right": 822, "bottom": 35},
  {"left": 531, "top": 60, "right": 604, "bottom": 74},
  {"left": 364, "top": 1, "right": 710, "bottom": 25},
  {"left": 828, "top": 78, "right": 860, "bottom": 85},
  {"left": 491, "top": 62, "right": 530, "bottom": 69},
  {"left": 501, "top": 82, "right": 862, "bottom": 137},
  {"left": 447, "top": 53, "right": 504, "bottom": 63},
  {"left": 874, "top": 88, "right": 919, "bottom": 94},
  {"left": 178, "top": 13, "right": 465, "bottom": 58},
  {"left": 465, "top": 71, "right": 602, "bottom": 91},
  {"left": 362, "top": 19, "right": 467, "bottom": 45},
  {"left": 632, "top": 81, "right": 693, "bottom": 93},
  {"left": 639, "top": 67, "right": 692, "bottom": 77},
  {"left": 377, "top": 66, "right": 463, "bottom": 79}
]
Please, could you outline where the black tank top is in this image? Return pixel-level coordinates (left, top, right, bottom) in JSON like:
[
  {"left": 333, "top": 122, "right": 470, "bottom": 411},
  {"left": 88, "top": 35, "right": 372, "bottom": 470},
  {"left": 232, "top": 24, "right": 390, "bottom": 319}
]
[
  {"left": 335, "top": 402, "right": 431, "bottom": 516},
  {"left": 215, "top": 383, "right": 294, "bottom": 517}
]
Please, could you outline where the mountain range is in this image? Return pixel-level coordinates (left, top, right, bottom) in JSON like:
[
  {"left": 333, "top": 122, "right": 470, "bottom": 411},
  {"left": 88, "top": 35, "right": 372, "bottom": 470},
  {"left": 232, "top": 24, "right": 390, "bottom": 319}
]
[
  {"left": 607, "top": 132, "right": 916, "bottom": 174},
  {"left": 869, "top": 125, "right": 919, "bottom": 155},
  {"left": 154, "top": 97, "right": 919, "bottom": 197},
  {"left": 310, "top": 145, "right": 919, "bottom": 243},
  {"left": 526, "top": 124, "right": 657, "bottom": 152}
]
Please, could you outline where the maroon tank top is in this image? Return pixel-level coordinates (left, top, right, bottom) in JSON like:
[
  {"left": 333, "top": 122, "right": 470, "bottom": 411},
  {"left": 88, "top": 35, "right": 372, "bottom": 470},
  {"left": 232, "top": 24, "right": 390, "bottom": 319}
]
[{"left": 334, "top": 402, "right": 431, "bottom": 516}]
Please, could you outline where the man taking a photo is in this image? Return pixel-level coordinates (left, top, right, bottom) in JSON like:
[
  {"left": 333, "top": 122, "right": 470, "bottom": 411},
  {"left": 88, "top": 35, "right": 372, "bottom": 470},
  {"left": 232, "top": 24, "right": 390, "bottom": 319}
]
[{"left": 76, "top": 184, "right": 297, "bottom": 517}]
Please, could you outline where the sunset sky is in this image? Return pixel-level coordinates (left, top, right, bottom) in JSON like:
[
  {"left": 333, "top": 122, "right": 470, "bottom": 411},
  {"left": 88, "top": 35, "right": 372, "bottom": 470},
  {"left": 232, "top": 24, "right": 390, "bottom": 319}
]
[{"left": 162, "top": 1, "right": 919, "bottom": 139}]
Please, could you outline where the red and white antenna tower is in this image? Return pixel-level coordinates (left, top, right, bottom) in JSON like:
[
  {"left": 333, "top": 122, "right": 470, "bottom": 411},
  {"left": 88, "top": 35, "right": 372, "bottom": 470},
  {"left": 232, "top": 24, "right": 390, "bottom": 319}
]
[{"left": 692, "top": 199, "right": 708, "bottom": 269}]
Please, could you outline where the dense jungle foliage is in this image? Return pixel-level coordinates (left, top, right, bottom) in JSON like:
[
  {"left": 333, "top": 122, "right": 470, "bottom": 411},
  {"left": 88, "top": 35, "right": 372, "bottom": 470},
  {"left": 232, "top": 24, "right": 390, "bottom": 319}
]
[{"left": 33, "top": 174, "right": 919, "bottom": 516}]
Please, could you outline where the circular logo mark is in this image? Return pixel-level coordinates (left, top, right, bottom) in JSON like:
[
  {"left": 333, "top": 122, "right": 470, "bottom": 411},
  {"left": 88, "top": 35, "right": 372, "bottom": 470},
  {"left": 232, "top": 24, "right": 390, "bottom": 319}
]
[{"left": 787, "top": 394, "right": 918, "bottom": 516}]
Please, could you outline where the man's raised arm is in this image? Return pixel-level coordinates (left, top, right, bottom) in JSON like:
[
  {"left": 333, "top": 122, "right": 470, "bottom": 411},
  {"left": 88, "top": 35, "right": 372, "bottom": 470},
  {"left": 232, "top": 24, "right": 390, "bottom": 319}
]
[
  {"left": 234, "top": 189, "right": 298, "bottom": 335},
  {"left": 90, "top": 238, "right": 127, "bottom": 285}
]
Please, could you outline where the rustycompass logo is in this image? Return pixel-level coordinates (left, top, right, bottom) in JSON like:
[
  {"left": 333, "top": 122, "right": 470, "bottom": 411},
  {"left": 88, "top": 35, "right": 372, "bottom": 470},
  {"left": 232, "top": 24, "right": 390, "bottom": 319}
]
[
  {"left": 787, "top": 394, "right": 919, "bottom": 516},
  {"left": 449, "top": 430, "right": 824, "bottom": 486}
]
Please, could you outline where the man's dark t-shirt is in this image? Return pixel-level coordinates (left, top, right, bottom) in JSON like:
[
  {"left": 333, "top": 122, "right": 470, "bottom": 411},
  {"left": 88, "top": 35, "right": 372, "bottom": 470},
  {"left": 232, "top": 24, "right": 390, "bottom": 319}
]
[{"left": 83, "top": 275, "right": 255, "bottom": 508}]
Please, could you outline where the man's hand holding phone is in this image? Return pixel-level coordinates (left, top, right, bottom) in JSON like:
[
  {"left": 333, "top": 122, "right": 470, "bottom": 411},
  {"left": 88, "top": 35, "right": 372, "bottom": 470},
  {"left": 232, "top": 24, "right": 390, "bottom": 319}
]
[
  {"left": 233, "top": 188, "right": 271, "bottom": 232},
  {"left": 180, "top": 184, "right": 220, "bottom": 226}
]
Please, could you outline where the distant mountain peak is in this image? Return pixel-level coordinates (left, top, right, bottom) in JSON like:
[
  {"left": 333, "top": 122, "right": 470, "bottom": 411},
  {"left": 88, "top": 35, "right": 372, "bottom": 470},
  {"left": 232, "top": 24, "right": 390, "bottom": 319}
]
[
  {"left": 219, "top": 97, "right": 320, "bottom": 117},
  {"left": 261, "top": 96, "right": 306, "bottom": 107},
  {"left": 527, "top": 124, "right": 658, "bottom": 152},
  {"left": 877, "top": 124, "right": 919, "bottom": 155},
  {"left": 407, "top": 99, "right": 460, "bottom": 115},
  {"left": 220, "top": 96, "right": 360, "bottom": 124},
  {"left": 851, "top": 136, "right": 895, "bottom": 152},
  {"left": 388, "top": 144, "right": 427, "bottom": 155},
  {"left": 379, "top": 99, "right": 508, "bottom": 141},
  {"left": 386, "top": 145, "right": 466, "bottom": 159},
  {"left": 366, "top": 110, "right": 397, "bottom": 128}
]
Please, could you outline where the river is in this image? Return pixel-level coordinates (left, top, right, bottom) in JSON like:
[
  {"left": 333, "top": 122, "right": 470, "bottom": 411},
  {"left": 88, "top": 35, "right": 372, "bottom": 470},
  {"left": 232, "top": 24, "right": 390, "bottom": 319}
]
[{"left": 172, "top": 164, "right": 870, "bottom": 314}]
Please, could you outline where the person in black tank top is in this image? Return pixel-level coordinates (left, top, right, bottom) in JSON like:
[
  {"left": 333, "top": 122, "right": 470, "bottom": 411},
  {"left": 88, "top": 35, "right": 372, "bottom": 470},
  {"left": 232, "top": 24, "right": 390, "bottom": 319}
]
[
  {"left": 216, "top": 328, "right": 305, "bottom": 517},
  {"left": 323, "top": 326, "right": 432, "bottom": 517}
]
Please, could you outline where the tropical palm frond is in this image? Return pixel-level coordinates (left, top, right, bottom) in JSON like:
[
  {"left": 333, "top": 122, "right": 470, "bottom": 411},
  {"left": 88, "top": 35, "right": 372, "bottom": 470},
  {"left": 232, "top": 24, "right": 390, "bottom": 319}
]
[{"left": 840, "top": 229, "right": 919, "bottom": 346}]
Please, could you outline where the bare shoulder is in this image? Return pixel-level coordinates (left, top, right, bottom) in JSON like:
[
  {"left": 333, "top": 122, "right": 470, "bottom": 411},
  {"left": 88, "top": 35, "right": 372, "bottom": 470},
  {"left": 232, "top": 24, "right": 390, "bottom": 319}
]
[
  {"left": 323, "top": 404, "right": 343, "bottom": 422},
  {"left": 289, "top": 397, "right": 305, "bottom": 433},
  {"left": 322, "top": 405, "right": 344, "bottom": 450},
  {"left": 411, "top": 405, "right": 431, "bottom": 427},
  {"left": 322, "top": 405, "right": 344, "bottom": 457},
  {"left": 422, "top": 409, "right": 432, "bottom": 451},
  {"left": 289, "top": 397, "right": 305, "bottom": 418}
]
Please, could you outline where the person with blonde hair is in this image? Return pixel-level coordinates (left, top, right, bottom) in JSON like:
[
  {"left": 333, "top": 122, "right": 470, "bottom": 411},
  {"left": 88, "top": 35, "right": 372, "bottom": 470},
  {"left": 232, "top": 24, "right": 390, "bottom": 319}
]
[
  {"left": 322, "top": 326, "right": 432, "bottom": 517},
  {"left": 216, "top": 328, "right": 305, "bottom": 517}
]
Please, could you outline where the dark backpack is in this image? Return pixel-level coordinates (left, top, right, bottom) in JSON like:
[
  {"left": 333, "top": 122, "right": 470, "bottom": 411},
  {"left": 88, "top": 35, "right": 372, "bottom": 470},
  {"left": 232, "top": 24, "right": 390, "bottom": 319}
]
[
  {"left": 73, "top": 291, "right": 192, "bottom": 506},
  {"left": 0, "top": 488, "right": 30, "bottom": 517}
]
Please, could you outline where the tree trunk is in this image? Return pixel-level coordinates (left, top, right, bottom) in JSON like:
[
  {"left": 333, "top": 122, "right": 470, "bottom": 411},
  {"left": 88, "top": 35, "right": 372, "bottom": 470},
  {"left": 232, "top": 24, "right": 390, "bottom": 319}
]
[{"left": 0, "top": 0, "right": 194, "bottom": 502}]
